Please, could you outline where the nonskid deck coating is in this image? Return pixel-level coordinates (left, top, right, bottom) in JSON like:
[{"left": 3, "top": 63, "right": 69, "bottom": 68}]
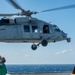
[{"left": 6, "top": 72, "right": 71, "bottom": 75}]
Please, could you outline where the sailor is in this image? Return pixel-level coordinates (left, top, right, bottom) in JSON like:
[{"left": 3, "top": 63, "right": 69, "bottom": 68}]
[{"left": 0, "top": 56, "right": 7, "bottom": 75}]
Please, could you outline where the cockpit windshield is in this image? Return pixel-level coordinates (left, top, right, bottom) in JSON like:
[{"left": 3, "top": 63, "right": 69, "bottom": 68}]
[{"left": 54, "top": 25, "right": 61, "bottom": 32}]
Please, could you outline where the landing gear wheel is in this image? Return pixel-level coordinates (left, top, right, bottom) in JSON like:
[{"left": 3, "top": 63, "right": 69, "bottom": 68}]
[
  {"left": 41, "top": 40, "right": 48, "bottom": 47},
  {"left": 31, "top": 44, "right": 37, "bottom": 50}
]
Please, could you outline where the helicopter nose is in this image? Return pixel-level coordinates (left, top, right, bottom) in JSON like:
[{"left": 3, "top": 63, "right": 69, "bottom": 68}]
[
  {"left": 62, "top": 32, "right": 71, "bottom": 43},
  {"left": 62, "top": 32, "right": 67, "bottom": 39}
]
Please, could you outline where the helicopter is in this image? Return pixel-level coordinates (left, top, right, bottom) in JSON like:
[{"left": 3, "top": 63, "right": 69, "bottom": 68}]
[{"left": 0, "top": 0, "right": 74, "bottom": 50}]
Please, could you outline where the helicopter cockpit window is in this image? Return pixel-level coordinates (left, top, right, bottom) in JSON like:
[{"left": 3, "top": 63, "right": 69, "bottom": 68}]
[
  {"left": 43, "top": 25, "right": 49, "bottom": 33},
  {"left": 54, "top": 25, "right": 61, "bottom": 32},
  {"left": 32, "top": 26, "right": 38, "bottom": 33},
  {"left": 24, "top": 26, "right": 30, "bottom": 32}
]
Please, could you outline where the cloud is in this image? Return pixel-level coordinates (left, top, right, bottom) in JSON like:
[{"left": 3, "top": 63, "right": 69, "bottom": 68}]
[
  {"left": 12, "top": 52, "right": 30, "bottom": 58},
  {"left": 24, "top": 54, "right": 29, "bottom": 57},
  {"left": 55, "top": 50, "right": 72, "bottom": 55}
]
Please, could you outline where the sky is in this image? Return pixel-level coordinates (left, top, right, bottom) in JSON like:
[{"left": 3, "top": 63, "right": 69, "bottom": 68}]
[{"left": 0, "top": 0, "right": 75, "bottom": 64}]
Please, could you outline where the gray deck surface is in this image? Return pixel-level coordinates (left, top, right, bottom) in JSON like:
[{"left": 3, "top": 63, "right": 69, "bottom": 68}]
[{"left": 6, "top": 72, "right": 71, "bottom": 75}]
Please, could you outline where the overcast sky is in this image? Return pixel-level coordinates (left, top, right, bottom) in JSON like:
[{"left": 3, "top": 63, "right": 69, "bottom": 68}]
[{"left": 0, "top": 0, "right": 75, "bottom": 64}]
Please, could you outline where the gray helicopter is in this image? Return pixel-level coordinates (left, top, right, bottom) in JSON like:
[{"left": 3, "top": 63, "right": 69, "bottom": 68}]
[{"left": 0, "top": 0, "right": 73, "bottom": 50}]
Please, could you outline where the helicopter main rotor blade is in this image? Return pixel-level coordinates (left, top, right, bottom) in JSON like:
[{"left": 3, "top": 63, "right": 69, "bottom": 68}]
[
  {"left": 39, "top": 4, "right": 75, "bottom": 13},
  {"left": 7, "top": 0, "right": 24, "bottom": 11},
  {"left": 0, "top": 13, "right": 19, "bottom": 16}
]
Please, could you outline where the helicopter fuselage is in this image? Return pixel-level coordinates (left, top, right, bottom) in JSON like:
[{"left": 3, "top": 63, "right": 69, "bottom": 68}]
[
  {"left": 0, "top": 0, "right": 73, "bottom": 50},
  {"left": 0, "top": 16, "right": 71, "bottom": 50}
]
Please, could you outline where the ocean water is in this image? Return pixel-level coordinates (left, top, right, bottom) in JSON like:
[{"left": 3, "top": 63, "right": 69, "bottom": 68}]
[{"left": 6, "top": 64, "right": 75, "bottom": 73}]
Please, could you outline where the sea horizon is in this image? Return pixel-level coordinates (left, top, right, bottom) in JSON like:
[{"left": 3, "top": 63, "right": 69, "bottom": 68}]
[{"left": 6, "top": 64, "right": 75, "bottom": 73}]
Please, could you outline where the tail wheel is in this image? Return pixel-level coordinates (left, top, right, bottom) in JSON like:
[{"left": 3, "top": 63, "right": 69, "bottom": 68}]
[
  {"left": 31, "top": 44, "right": 37, "bottom": 50},
  {"left": 41, "top": 40, "right": 48, "bottom": 47}
]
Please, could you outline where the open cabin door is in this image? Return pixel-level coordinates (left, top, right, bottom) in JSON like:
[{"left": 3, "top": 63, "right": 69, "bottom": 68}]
[{"left": 42, "top": 25, "right": 50, "bottom": 39}]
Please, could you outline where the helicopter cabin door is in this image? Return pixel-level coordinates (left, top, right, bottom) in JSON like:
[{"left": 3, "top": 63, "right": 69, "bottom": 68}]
[
  {"left": 22, "top": 25, "right": 31, "bottom": 39},
  {"left": 22, "top": 25, "right": 40, "bottom": 40},
  {"left": 42, "top": 25, "right": 50, "bottom": 39},
  {"left": 31, "top": 25, "right": 40, "bottom": 39}
]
